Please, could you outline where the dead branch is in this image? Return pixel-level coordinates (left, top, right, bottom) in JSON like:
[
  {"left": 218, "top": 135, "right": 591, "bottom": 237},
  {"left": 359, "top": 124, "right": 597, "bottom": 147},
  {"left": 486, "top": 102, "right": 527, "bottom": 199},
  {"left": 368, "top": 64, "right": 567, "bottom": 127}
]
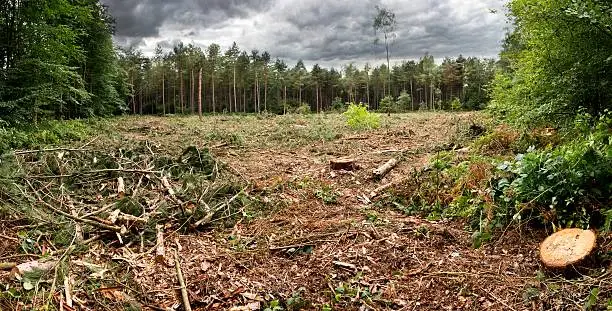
[
  {"left": 155, "top": 225, "right": 165, "bottom": 263},
  {"left": 64, "top": 269, "right": 73, "bottom": 308},
  {"left": 373, "top": 158, "right": 399, "bottom": 179},
  {"left": 117, "top": 177, "right": 125, "bottom": 198},
  {"left": 14, "top": 148, "right": 90, "bottom": 155},
  {"left": 174, "top": 251, "right": 192, "bottom": 311}
]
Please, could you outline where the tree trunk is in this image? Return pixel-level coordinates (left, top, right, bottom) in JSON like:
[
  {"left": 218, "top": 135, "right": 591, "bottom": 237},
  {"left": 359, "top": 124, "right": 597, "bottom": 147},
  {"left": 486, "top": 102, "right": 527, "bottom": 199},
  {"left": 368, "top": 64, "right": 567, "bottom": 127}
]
[
  {"left": 198, "top": 68, "right": 202, "bottom": 119},
  {"left": 212, "top": 72, "right": 216, "bottom": 113},
  {"left": 190, "top": 69, "right": 195, "bottom": 114},
  {"left": 233, "top": 65, "right": 237, "bottom": 113},
  {"left": 410, "top": 79, "right": 414, "bottom": 110},
  {"left": 179, "top": 65, "right": 184, "bottom": 113},
  {"left": 162, "top": 71, "right": 165, "bottom": 115}
]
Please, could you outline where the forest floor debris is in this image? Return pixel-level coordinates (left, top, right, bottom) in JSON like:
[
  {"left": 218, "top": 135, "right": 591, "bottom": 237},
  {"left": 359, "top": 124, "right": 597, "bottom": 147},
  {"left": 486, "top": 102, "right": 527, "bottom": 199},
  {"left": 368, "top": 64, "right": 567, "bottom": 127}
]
[{"left": 0, "top": 112, "right": 610, "bottom": 310}]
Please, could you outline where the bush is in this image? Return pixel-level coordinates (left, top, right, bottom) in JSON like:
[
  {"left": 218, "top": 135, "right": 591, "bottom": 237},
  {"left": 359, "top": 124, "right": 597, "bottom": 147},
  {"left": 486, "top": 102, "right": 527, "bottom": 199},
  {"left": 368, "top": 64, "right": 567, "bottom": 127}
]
[
  {"left": 450, "top": 98, "right": 462, "bottom": 110},
  {"left": 343, "top": 103, "right": 380, "bottom": 130},
  {"left": 331, "top": 97, "right": 346, "bottom": 112},
  {"left": 396, "top": 91, "right": 412, "bottom": 111},
  {"left": 292, "top": 104, "right": 311, "bottom": 115},
  {"left": 0, "top": 119, "right": 96, "bottom": 153},
  {"left": 378, "top": 96, "right": 395, "bottom": 114},
  {"left": 496, "top": 112, "right": 612, "bottom": 229}
]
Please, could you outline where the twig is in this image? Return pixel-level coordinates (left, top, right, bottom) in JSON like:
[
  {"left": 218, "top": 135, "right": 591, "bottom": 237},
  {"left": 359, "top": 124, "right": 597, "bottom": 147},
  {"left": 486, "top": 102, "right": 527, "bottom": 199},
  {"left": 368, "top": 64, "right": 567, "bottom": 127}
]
[
  {"left": 14, "top": 148, "right": 90, "bottom": 155},
  {"left": 174, "top": 250, "right": 192, "bottom": 311},
  {"left": 269, "top": 243, "right": 316, "bottom": 251},
  {"left": 41, "top": 202, "right": 123, "bottom": 233},
  {"left": 26, "top": 180, "right": 123, "bottom": 233},
  {"left": 27, "top": 168, "right": 162, "bottom": 179}
]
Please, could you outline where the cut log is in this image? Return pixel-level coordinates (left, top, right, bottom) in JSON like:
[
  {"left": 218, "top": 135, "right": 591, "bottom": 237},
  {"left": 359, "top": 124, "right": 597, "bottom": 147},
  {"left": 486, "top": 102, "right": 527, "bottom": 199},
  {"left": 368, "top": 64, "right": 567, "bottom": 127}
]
[
  {"left": 373, "top": 158, "right": 398, "bottom": 179},
  {"left": 117, "top": 177, "right": 125, "bottom": 198},
  {"left": 539, "top": 228, "right": 596, "bottom": 268},
  {"left": 155, "top": 224, "right": 165, "bottom": 263},
  {"left": 330, "top": 158, "right": 356, "bottom": 171}
]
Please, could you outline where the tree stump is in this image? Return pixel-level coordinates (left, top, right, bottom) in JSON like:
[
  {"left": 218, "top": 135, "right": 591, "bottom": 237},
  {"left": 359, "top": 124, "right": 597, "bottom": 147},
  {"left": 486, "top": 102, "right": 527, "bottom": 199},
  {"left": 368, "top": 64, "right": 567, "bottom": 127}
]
[
  {"left": 539, "top": 228, "right": 596, "bottom": 268},
  {"left": 330, "top": 158, "right": 356, "bottom": 171}
]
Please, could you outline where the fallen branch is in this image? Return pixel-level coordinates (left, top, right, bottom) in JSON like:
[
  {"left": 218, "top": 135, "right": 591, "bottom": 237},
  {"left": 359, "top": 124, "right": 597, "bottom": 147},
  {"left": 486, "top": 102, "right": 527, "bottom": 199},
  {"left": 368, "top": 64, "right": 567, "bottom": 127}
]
[
  {"left": 373, "top": 158, "right": 398, "bottom": 179},
  {"left": 64, "top": 269, "right": 73, "bottom": 308},
  {"left": 333, "top": 261, "right": 357, "bottom": 271},
  {"left": 41, "top": 201, "right": 123, "bottom": 233},
  {"left": 174, "top": 251, "right": 192, "bottom": 311},
  {"left": 14, "top": 148, "right": 90, "bottom": 155},
  {"left": 155, "top": 225, "right": 165, "bottom": 263},
  {"left": 27, "top": 180, "right": 124, "bottom": 233},
  {"left": 269, "top": 243, "right": 316, "bottom": 251},
  {"left": 117, "top": 177, "right": 125, "bottom": 198}
]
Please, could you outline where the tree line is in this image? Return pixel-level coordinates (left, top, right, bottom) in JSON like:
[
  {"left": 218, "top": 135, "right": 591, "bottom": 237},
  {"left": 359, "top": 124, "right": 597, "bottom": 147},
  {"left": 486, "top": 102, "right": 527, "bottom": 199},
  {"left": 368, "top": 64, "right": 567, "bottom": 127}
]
[
  {"left": 0, "top": 0, "right": 498, "bottom": 126},
  {"left": 119, "top": 44, "right": 497, "bottom": 116}
]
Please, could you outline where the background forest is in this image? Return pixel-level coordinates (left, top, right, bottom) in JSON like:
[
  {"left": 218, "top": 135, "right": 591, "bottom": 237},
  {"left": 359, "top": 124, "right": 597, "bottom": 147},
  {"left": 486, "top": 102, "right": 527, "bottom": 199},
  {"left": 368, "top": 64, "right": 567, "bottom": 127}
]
[{"left": 0, "top": 0, "right": 496, "bottom": 125}]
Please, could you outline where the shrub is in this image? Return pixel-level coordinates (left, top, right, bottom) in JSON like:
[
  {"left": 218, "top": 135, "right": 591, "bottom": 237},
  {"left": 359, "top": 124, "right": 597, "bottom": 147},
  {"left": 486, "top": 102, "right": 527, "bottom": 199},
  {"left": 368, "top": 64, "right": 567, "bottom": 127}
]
[
  {"left": 331, "top": 97, "right": 346, "bottom": 112},
  {"left": 378, "top": 96, "right": 395, "bottom": 114},
  {"left": 343, "top": 103, "right": 380, "bottom": 130},
  {"left": 496, "top": 112, "right": 612, "bottom": 229},
  {"left": 396, "top": 91, "right": 412, "bottom": 111},
  {"left": 450, "top": 98, "right": 462, "bottom": 110},
  {"left": 293, "top": 104, "right": 311, "bottom": 115}
]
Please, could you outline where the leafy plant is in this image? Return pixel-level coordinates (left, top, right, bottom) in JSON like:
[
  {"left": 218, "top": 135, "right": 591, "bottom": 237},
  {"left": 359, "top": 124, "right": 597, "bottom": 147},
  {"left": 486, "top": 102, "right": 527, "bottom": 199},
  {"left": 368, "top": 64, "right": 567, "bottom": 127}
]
[
  {"left": 343, "top": 103, "right": 380, "bottom": 130},
  {"left": 315, "top": 185, "right": 339, "bottom": 204}
]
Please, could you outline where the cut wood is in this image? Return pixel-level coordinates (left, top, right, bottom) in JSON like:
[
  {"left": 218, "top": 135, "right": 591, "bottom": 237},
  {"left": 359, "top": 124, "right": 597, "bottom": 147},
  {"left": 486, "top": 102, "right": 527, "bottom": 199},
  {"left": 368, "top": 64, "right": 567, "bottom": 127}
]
[
  {"left": 117, "top": 177, "right": 125, "bottom": 198},
  {"left": 0, "top": 262, "right": 16, "bottom": 270},
  {"left": 333, "top": 261, "right": 356, "bottom": 270},
  {"left": 155, "top": 225, "right": 165, "bottom": 263},
  {"left": 330, "top": 158, "right": 356, "bottom": 171},
  {"left": 539, "top": 228, "right": 596, "bottom": 268},
  {"left": 373, "top": 158, "right": 398, "bottom": 178},
  {"left": 64, "top": 270, "right": 73, "bottom": 308},
  {"left": 12, "top": 260, "right": 56, "bottom": 279},
  {"left": 175, "top": 251, "right": 192, "bottom": 311}
]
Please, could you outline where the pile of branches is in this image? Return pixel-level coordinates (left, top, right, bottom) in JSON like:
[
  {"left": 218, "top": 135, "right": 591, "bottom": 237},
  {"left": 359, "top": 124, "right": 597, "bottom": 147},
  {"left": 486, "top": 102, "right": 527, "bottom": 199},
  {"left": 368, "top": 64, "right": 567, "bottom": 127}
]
[{"left": 0, "top": 142, "right": 248, "bottom": 248}]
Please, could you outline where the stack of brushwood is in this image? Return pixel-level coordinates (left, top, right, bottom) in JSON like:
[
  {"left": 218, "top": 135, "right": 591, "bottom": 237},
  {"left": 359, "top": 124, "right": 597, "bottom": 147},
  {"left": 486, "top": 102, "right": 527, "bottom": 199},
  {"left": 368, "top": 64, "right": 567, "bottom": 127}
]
[{"left": 0, "top": 142, "right": 248, "bottom": 247}]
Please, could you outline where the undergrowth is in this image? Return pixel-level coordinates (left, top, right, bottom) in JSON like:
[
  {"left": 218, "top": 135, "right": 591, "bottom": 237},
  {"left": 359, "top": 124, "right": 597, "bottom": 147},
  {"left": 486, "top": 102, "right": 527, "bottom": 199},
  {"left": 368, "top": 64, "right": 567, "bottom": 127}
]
[
  {"left": 383, "top": 111, "right": 612, "bottom": 246},
  {"left": 0, "top": 119, "right": 101, "bottom": 153}
]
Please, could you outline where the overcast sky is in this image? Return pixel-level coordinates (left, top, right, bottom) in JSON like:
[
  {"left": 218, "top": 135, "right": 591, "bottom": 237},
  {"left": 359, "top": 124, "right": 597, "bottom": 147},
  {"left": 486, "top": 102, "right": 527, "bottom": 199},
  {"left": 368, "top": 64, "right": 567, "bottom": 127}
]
[{"left": 100, "top": 0, "right": 509, "bottom": 68}]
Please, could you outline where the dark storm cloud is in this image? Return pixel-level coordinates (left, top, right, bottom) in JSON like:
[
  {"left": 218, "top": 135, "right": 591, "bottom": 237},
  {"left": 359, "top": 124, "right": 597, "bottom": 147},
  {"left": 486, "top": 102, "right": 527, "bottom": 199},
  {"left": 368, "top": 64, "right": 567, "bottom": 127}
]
[
  {"left": 101, "top": 0, "right": 507, "bottom": 65},
  {"left": 101, "top": 0, "right": 273, "bottom": 37}
]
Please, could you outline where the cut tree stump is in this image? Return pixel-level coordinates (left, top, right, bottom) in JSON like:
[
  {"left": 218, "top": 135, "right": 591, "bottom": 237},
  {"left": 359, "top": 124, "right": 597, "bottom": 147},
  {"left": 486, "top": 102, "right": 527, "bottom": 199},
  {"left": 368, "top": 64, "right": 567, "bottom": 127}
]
[
  {"left": 330, "top": 158, "right": 356, "bottom": 171},
  {"left": 539, "top": 228, "right": 596, "bottom": 268},
  {"left": 373, "top": 158, "right": 398, "bottom": 179}
]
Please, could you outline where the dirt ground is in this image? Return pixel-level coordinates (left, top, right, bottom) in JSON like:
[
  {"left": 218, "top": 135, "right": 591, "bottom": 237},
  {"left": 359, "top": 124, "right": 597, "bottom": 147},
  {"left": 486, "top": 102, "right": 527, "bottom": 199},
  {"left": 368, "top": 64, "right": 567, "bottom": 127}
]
[{"left": 1, "top": 112, "right": 610, "bottom": 311}]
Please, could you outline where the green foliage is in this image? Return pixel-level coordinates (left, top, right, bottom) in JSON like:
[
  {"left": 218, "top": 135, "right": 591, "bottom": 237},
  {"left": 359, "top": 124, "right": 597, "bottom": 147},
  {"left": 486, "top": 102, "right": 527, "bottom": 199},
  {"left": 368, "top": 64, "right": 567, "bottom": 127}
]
[
  {"left": 490, "top": 0, "right": 612, "bottom": 126},
  {"left": 343, "top": 103, "right": 380, "bottom": 130},
  {"left": 293, "top": 104, "right": 311, "bottom": 115},
  {"left": 450, "top": 98, "right": 462, "bottom": 110},
  {"left": 396, "top": 90, "right": 412, "bottom": 111},
  {"left": 0, "top": 119, "right": 96, "bottom": 153},
  {"left": 496, "top": 112, "right": 612, "bottom": 228},
  {"left": 378, "top": 96, "right": 395, "bottom": 113},
  {"left": 315, "top": 184, "right": 340, "bottom": 204},
  {"left": 0, "top": 1, "right": 127, "bottom": 125},
  {"left": 331, "top": 97, "right": 346, "bottom": 112}
]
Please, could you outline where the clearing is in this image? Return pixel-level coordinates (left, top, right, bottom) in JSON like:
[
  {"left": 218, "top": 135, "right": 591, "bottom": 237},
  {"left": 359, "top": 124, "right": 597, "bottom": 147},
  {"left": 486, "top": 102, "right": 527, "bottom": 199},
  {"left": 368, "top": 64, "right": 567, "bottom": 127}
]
[{"left": 0, "top": 112, "right": 607, "bottom": 310}]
